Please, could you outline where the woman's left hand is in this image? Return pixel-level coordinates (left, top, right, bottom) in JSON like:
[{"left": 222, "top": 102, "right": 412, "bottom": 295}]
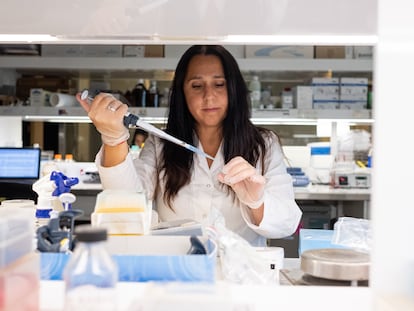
[{"left": 217, "top": 156, "right": 265, "bottom": 209}]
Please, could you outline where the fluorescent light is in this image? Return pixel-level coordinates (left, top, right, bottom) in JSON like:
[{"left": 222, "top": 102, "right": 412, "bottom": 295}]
[
  {"left": 22, "top": 115, "right": 167, "bottom": 124},
  {"left": 23, "top": 116, "right": 91, "bottom": 123},
  {"left": 250, "top": 118, "right": 317, "bottom": 125},
  {"left": 0, "top": 34, "right": 58, "bottom": 43},
  {"left": 317, "top": 121, "right": 351, "bottom": 137}
]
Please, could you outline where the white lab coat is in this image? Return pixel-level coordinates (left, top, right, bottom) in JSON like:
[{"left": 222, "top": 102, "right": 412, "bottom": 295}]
[{"left": 95, "top": 132, "right": 302, "bottom": 246}]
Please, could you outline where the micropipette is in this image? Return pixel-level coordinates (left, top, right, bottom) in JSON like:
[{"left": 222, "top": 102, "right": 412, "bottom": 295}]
[{"left": 80, "top": 90, "right": 215, "bottom": 161}]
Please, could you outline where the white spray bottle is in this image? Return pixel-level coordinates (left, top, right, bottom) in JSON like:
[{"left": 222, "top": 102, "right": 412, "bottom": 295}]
[{"left": 32, "top": 173, "right": 59, "bottom": 228}]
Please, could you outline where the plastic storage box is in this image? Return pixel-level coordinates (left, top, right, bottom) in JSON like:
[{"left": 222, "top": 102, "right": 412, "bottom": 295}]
[
  {"left": 0, "top": 208, "right": 34, "bottom": 269},
  {"left": 0, "top": 252, "right": 40, "bottom": 311},
  {"left": 91, "top": 190, "right": 152, "bottom": 235},
  {"left": 41, "top": 235, "right": 216, "bottom": 283},
  {"left": 0, "top": 208, "right": 39, "bottom": 311}
]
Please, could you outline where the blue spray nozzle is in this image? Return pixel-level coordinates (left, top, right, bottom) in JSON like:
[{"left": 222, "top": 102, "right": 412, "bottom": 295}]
[{"left": 50, "top": 171, "right": 79, "bottom": 197}]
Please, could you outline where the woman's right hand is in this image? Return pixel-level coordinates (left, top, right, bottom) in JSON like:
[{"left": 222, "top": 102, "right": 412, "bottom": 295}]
[{"left": 76, "top": 92, "right": 130, "bottom": 146}]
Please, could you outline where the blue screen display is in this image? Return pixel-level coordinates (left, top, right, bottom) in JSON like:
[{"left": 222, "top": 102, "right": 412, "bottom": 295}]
[{"left": 0, "top": 148, "right": 41, "bottom": 179}]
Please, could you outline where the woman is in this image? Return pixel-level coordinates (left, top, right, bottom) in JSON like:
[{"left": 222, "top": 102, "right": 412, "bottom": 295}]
[
  {"left": 77, "top": 45, "right": 301, "bottom": 246},
  {"left": 131, "top": 128, "right": 148, "bottom": 148}
]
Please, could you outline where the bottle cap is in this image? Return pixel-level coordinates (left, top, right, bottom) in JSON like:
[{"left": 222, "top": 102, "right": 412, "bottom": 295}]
[
  {"left": 65, "top": 154, "right": 73, "bottom": 161},
  {"left": 75, "top": 225, "right": 107, "bottom": 242}
]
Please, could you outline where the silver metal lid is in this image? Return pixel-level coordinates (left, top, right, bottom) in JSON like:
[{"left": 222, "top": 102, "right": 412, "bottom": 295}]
[{"left": 300, "top": 248, "right": 370, "bottom": 281}]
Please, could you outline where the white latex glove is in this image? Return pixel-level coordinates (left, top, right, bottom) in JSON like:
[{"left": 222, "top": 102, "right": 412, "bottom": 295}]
[
  {"left": 217, "top": 156, "right": 265, "bottom": 209},
  {"left": 76, "top": 92, "right": 130, "bottom": 146}
]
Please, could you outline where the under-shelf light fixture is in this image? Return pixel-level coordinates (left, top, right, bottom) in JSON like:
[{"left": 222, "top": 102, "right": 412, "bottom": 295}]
[{"left": 0, "top": 34, "right": 58, "bottom": 43}]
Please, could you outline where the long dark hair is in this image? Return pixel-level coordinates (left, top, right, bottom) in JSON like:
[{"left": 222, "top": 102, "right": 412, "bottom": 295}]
[{"left": 161, "top": 45, "right": 270, "bottom": 207}]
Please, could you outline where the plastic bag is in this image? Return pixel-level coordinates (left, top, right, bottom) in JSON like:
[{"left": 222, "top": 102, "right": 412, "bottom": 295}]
[
  {"left": 331, "top": 217, "right": 372, "bottom": 253},
  {"left": 205, "top": 208, "right": 278, "bottom": 285}
]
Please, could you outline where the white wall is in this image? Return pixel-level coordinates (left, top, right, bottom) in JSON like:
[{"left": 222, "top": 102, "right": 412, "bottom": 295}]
[
  {"left": 0, "top": 116, "right": 22, "bottom": 147},
  {"left": 371, "top": 0, "right": 414, "bottom": 300}
]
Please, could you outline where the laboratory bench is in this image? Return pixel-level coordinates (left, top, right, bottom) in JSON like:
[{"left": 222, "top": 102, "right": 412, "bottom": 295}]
[
  {"left": 36, "top": 258, "right": 411, "bottom": 311},
  {"left": 39, "top": 279, "right": 374, "bottom": 311},
  {"left": 38, "top": 257, "right": 372, "bottom": 311},
  {"left": 294, "top": 184, "right": 371, "bottom": 219},
  {"left": 0, "top": 180, "right": 371, "bottom": 224},
  {"left": 69, "top": 183, "right": 371, "bottom": 222}
]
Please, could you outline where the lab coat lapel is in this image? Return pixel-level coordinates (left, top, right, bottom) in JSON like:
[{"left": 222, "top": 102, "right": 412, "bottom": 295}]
[{"left": 194, "top": 139, "right": 224, "bottom": 177}]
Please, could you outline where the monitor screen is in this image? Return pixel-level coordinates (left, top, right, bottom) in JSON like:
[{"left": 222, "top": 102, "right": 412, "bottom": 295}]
[{"left": 0, "top": 148, "right": 41, "bottom": 179}]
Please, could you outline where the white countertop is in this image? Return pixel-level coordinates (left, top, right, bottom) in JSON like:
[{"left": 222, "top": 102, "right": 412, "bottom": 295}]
[
  {"left": 40, "top": 280, "right": 373, "bottom": 311},
  {"left": 72, "top": 182, "right": 371, "bottom": 199},
  {"left": 294, "top": 184, "right": 370, "bottom": 200}
]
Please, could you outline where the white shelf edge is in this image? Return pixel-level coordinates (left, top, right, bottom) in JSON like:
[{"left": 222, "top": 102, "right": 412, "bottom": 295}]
[
  {"left": 237, "top": 58, "right": 372, "bottom": 72},
  {"left": 0, "top": 106, "right": 373, "bottom": 124},
  {"left": 0, "top": 56, "right": 372, "bottom": 72}
]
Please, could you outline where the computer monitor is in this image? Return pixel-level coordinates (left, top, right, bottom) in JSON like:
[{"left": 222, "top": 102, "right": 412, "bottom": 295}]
[{"left": 0, "top": 147, "right": 41, "bottom": 180}]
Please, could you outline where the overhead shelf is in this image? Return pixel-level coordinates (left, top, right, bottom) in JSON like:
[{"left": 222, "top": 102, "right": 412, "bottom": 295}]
[
  {"left": 0, "top": 106, "right": 373, "bottom": 124},
  {"left": 0, "top": 56, "right": 372, "bottom": 72}
]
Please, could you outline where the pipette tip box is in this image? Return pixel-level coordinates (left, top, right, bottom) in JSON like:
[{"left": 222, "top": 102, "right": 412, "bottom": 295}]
[{"left": 40, "top": 236, "right": 216, "bottom": 283}]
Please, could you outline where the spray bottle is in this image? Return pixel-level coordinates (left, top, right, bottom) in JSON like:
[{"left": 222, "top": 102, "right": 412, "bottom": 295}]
[{"left": 32, "top": 171, "right": 79, "bottom": 228}]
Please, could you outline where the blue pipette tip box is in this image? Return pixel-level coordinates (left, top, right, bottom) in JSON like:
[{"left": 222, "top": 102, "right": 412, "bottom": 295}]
[{"left": 40, "top": 236, "right": 216, "bottom": 283}]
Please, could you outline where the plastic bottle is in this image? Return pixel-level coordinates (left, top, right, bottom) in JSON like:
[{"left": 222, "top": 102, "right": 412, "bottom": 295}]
[
  {"left": 262, "top": 85, "right": 273, "bottom": 109},
  {"left": 160, "top": 87, "right": 170, "bottom": 107},
  {"left": 32, "top": 174, "right": 57, "bottom": 228},
  {"left": 64, "top": 154, "right": 74, "bottom": 162},
  {"left": 281, "top": 87, "right": 294, "bottom": 108},
  {"left": 131, "top": 78, "right": 147, "bottom": 107},
  {"left": 249, "top": 76, "right": 261, "bottom": 110},
  {"left": 54, "top": 153, "right": 63, "bottom": 162},
  {"left": 367, "top": 148, "right": 372, "bottom": 168},
  {"left": 63, "top": 225, "right": 118, "bottom": 311},
  {"left": 148, "top": 80, "right": 159, "bottom": 107}
]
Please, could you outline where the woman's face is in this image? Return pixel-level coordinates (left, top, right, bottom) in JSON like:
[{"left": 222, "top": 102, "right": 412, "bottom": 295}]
[
  {"left": 134, "top": 134, "right": 146, "bottom": 147},
  {"left": 183, "top": 54, "right": 228, "bottom": 131}
]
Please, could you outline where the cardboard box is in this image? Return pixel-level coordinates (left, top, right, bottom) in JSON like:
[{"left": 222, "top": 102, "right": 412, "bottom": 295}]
[
  {"left": 165, "top": 45, "right": 244, "bottom": 58},
  {"left": 353, "top": 46, "right": 373, "bottom": 59},
  {"left": 314, "top": 46, "right": 353, "bottom": 59},
  {"left": 30, "top": 88, "right": 51, "bottom": 107},
  {"left": 340, "top": 77, "right": 369, "bottom": 86},
  {"left": 81, "top": 45, "right": 123, "bottom": 57},
  {"left": 123, "top": 45, "right": 145, "bottom": 57},
  {"left": 144, "top": 45, "right": 164, "bottom": 57},
  {"left": 312, "top": 77, "right": 340, "bottom": 101},
  {"left": 17, "top": 76, "right": 70, "bottom": 99},
  {"left": 340, "top": 77, "right": 369, "bottom": 101},
  {"left": 41, "top": 44, "right": 82, "bottom": 57},
  {"left": 313, "top": 100, "right": 339, "bottom": 109},
  {"left": 245, "top": 45, "right": 314, "bottom": 58},
  {"left": 40, "top": 236, "right": 217, "bottom": 283},
  {"left": 339, "top": 100, "right": 367, "bottom": 110},
  {"left": 293, "top": 86, "right": 313, "bottom": 109}
]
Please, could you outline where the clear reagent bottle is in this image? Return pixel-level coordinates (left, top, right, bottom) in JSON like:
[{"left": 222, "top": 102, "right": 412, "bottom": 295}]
[
  {"left": 63, "top": 225, "right": 118, "bottom": 311},
  {"left": 249, "top": 75, "right": 261, "bottom": 110}
]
